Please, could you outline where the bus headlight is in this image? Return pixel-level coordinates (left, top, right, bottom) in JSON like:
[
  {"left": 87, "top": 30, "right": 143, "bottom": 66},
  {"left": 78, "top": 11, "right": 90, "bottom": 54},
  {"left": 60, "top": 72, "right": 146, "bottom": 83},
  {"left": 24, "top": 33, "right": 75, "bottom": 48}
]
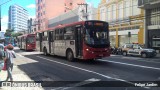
[
  {"left": 27, "top": 45, "right": 30, "bottom": 46},
  {"left": 86, "top": 49, "right": 89, "bottom": 51}
]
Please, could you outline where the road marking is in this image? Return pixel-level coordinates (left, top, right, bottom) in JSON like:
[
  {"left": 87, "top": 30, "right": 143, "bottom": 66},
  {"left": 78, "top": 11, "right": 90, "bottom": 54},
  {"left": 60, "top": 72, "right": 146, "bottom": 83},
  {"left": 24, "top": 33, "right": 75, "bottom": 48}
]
[
  {"left": 110, "top": 55, "right": 160, "bottom": 64},
  {"left": 37, "top": 56, "right": 150, "bottom": 89},
  {"left": 54, "top": 78, "right": 101, "bottom": 90},
  {"left": 16, "top": 53, "right": 24, "bottom": 57},
  {"left": 99, "top": 59, "right": 160, "bottom": 71}
]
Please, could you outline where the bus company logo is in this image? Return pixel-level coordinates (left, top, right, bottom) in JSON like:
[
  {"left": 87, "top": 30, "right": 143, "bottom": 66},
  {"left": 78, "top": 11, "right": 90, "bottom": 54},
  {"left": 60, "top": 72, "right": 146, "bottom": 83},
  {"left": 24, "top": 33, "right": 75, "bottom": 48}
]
[{"left": 1, "top": 82, "right": 12, "bottom": 87}]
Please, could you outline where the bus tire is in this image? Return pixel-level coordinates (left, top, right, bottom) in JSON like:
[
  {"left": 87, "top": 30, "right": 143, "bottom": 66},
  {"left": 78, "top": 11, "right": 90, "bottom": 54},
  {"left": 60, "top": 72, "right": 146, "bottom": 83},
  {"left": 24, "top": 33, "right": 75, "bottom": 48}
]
[
  {"left": 43, "top": 48, "right": 48, "bottom": 56},
  {"left": 66, "top": 50, "right": 74, "bottom": 62}
]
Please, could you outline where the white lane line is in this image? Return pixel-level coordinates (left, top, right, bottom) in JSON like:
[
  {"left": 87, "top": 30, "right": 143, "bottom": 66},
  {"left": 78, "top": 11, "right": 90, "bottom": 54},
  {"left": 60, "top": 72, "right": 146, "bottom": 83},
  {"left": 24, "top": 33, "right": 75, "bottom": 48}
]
[
  {"left": 37, "top": 56, "right": 150, "bottom": 89},
  {"left": 99, "top": 59, "right": 160, "bottom": 71},
  {"left": 16, "top": 53, "right": 24, "bottom": 57},
  {"left": 109, "top": 56, "right": 160, "bottom": 64},
  {"left": 54, "top": 78, "right": 101, "bottom": 90}
]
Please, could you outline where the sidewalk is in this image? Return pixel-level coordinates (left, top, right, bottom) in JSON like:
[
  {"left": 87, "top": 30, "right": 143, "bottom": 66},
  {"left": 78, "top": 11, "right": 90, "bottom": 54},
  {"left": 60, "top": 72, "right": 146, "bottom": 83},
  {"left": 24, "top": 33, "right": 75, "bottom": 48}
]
[{"left": 0, "top": 47, "right": 44, "bottom": 90}]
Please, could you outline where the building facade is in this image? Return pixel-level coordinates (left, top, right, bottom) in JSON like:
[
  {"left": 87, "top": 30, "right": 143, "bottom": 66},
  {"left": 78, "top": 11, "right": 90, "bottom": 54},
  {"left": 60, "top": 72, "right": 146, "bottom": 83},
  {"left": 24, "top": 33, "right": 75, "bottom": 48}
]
[
  {"left": 27, "top": 18, "right": 37, "bottom": 34},
  {"left": 98, "top": 0, "right": 144, "bottom": 47},
  {"left": 8, "top": 4, "right": 29, "bottom": 33},
  {"left": 138, "top": 0, "right": 160, "bottom": 51},
  {"left": 35, "top": 0, "right": 85, "bottom": 31},
  {"left": 48, "top": 4, "right": 97, "bottom": 28}
]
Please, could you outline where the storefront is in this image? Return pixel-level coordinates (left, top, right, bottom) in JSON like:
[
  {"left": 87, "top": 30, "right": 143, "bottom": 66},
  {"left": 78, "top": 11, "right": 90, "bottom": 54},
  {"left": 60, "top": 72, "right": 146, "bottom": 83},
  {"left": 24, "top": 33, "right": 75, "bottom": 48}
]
[
  {"left": 110, "top": 35, "right": 116, "bottom": 47},
  {"left": 119, "top": 34, "right": 138, "bottom": 47},
  {"left": 109, "top": 28, "right": 139, "bottom": 47},
  {"left": 148, "top": 29, "right": 160, "bottom": 51}
]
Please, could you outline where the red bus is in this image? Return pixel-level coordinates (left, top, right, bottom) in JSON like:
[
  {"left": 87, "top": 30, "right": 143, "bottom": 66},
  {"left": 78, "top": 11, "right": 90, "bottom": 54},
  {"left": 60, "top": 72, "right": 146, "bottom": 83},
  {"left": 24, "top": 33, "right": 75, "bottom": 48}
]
[
  {"left": 17, "top": 34, "right": 36, "bottom": 50},
  {"left": 36, "top": 20, "right": 110, "bottom": 61}
]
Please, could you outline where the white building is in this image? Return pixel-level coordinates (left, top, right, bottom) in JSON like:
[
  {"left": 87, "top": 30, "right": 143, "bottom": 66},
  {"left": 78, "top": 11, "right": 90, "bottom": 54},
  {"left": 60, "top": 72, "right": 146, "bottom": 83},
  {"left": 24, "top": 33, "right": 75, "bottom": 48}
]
[
  {"left": 8, "top": 4, "right": 29, "bottom": 33},
  {"left": 48, "top": 4, "right": 97, "bottom": 28}
]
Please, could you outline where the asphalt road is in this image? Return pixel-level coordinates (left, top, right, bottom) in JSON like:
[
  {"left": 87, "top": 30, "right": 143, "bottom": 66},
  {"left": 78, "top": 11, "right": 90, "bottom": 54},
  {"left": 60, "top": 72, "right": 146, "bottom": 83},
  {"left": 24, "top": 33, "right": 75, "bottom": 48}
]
[{"left": 14, "top": 49, "right": 160, "bottom": 90}]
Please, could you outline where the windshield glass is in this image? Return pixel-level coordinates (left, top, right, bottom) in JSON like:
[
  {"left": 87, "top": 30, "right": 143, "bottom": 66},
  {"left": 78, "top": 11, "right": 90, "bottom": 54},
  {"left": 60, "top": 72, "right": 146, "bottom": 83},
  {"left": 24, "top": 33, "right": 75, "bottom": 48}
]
[
  {"left": 85, "top": 27, "right": 108, "bottom": 46},
  {"left": 27, "top": 36, "right": 35, "bottom": 43}
]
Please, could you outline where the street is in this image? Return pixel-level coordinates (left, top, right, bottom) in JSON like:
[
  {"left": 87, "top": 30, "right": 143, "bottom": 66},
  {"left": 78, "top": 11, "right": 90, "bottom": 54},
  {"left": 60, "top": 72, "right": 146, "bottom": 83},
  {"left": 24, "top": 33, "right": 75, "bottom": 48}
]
[{"left": 14, "top": 48, "right": 160, "bottom": 90}]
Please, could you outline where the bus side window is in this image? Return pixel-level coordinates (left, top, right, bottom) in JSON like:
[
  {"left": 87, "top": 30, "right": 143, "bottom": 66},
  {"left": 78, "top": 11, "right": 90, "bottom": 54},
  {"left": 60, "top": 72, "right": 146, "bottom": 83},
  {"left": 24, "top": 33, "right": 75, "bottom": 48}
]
[
  {"left": 64, "top": 27, "right": 74, "bottom": 40},
  {"left": 55, "top": 29, "right": 60, "bottom": 40}
]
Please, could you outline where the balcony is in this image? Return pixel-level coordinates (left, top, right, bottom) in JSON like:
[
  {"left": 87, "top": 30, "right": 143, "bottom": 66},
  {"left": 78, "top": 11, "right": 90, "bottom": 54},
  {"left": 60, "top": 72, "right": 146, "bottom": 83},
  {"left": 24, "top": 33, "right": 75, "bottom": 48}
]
[{"left": 138, "top": 0, "right": 160, "bottom": 8}]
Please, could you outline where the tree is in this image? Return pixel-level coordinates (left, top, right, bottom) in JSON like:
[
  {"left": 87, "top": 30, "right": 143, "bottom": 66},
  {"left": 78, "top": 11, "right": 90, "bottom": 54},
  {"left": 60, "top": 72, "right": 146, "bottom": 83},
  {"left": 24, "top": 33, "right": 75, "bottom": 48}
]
[
  {"left": 4, "top": 29, "right": 13, "bottom": 37},
  {"left": 11, "top": 32, "right": 23, "bottom": 37}
]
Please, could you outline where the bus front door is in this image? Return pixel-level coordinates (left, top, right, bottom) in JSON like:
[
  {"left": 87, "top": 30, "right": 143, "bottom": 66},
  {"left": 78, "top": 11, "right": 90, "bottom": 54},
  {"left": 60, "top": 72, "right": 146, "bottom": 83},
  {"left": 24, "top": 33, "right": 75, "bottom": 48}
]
[
  {"left": 39, "top": 33, "right": 43, "bottom": 52},
  {"left": 75, "top": 26, "right": 83, "bottom": 57}
]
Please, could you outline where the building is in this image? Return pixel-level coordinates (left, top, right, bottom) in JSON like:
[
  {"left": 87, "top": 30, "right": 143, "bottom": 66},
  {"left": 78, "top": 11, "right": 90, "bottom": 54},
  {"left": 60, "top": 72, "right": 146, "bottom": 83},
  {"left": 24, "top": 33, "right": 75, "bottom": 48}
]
[
  {"left": 98, "top": 0, "right": 144, "bottom": 47},
  {"left": 48, "top": 4, "right": 97, "bottom": 28},
  {"left": 138, "top": 0, "right": 160, "bottom": 51},
  {"left": 35, "top": 0, "right": 85, "bottom": 31},
  {"left": 8, "top": 4, "right": 29, "bottom": 33},
  {"left": 0, "top": 31, "right": 5, "bottom": 39},
  {"left": 27, "top": 18, "right": 37, "bottom": 34}
]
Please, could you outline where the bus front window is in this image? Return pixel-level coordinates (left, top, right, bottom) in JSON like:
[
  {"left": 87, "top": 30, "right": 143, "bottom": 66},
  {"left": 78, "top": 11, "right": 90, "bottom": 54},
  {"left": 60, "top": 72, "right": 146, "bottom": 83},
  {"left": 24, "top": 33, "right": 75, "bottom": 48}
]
[
  {"left": 85, "top": 27, "right": 108, "bottom": 47},
  {"left": 27, "top": 37, "right": 35, "bottom": 43}
]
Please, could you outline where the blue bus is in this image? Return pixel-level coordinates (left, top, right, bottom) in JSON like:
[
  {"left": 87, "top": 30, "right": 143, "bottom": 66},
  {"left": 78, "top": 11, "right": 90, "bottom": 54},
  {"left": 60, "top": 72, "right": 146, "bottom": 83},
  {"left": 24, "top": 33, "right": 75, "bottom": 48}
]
[{"left": 4, "top": 37, "right": 16, "bottom": 46}]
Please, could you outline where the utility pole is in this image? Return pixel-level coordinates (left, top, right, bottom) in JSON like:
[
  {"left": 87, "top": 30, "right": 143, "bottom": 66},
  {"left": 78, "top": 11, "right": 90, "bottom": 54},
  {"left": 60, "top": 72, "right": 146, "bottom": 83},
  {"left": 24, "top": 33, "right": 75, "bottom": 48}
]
[{"left": 77, "top": 3, "right": 88, "bottom": 20}]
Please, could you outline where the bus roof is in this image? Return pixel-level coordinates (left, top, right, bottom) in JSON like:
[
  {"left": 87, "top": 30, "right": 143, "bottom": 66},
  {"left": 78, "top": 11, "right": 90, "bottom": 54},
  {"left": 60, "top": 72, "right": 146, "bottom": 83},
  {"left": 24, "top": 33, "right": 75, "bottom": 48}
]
[
  {"left": 17, "top": 34, "right": 35, "bottom": 38},
  {"left": 34, "top": 20, "right": 108, "bottom": 33}
]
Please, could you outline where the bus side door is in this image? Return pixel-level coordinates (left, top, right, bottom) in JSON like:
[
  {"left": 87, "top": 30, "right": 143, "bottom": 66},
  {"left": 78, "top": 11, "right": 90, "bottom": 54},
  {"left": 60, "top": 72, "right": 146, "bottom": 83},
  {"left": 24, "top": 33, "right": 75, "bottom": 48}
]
[{"left": 48, "top": 31, "right": 55, "bottom": 54}]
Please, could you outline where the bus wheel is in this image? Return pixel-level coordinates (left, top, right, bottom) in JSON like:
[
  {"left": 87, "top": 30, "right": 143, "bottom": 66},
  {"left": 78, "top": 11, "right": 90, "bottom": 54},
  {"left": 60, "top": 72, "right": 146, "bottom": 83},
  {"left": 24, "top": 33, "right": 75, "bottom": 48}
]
[
  {"left": 43, "top": 48, "right": 48, "bottom": 56},
  {"left": 66, "top": 50, "right": 74, "bottom": 62}
]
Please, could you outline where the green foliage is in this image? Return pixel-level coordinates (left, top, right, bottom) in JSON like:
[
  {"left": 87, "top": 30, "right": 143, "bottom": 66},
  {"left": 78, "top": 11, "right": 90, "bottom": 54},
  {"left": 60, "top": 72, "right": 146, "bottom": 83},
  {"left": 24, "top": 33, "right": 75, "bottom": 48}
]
[
  {"left": 4, "top": 29, "right": 13, "bottom": 37},
  {"left": 4, "top": 29, "right": 23, "bottom": 37},
  {"left": 11, "top": 32, "right": 23, "bottom": 37}
]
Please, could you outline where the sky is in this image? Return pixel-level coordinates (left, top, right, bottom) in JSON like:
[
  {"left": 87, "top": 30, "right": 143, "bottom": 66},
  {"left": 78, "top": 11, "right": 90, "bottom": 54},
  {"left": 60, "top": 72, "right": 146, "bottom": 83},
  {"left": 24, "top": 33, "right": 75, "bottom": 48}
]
[{"left": 1, "top": 0, "right": 100, "bottom": 32}]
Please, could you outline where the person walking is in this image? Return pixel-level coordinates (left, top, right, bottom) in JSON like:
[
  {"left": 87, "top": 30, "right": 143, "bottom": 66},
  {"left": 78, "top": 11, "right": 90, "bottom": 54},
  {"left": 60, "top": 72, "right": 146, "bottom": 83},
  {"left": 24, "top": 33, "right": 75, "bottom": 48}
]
[
  {"left": 0, "top": 44, "right": 5, "bottom": 81},
  {"left": 0, "top": 44, "right": 5, "bottom": 72},
  {"left": 4, "top": 44, "right": 16, "bottom": 81}
]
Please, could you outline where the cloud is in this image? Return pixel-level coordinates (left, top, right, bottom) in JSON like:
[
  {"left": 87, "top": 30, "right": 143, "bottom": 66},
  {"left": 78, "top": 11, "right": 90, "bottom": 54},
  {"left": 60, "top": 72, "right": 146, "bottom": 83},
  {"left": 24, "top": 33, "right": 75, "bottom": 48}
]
[
  {"left": 26, "top": 4, "right": 36, "bottom": 9},
  {"left": 29, "top": 15, "right": 36, "bottom": 19},
  {"left": 1, "top": 16, "right": 8, "bottom": 32}
]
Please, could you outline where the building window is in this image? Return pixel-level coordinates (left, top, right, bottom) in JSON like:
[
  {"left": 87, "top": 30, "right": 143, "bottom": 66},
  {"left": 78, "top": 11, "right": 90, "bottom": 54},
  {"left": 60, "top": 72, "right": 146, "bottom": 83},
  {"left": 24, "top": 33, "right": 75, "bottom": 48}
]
[
  {"left": 112, "top": 4, "right": 116, "bottom": 21},
  {"left": 132, "top": 0, "right": 140, "bottom": 16},
  {"left": 124, "top": 1, "right": 130, "bottom": 17},
  {"left": 70, "top": 3, "right": 72, "bottom": 6},
  {"left": 118, "top": 2, "right": 123, "bottom": 19}
]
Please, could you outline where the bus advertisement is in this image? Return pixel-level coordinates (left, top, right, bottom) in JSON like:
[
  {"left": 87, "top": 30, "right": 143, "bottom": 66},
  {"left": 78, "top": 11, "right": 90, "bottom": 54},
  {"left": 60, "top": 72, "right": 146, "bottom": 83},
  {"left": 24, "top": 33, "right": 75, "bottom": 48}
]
[
  {"left": 36, "top": 20, "right": 110, "bottom": 61},
  {"left": 17, "top": 34, "right": 36, "bottom": 51}
]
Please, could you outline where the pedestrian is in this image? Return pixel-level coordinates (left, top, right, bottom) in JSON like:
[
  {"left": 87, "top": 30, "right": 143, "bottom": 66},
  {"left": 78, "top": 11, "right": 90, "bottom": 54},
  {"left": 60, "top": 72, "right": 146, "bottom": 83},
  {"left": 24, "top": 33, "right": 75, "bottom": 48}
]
[
  {"left": 0, "top": 44, "right": 5, "bottom": 72},
  {"left": 0, "top": 44, "right": 5, "bottom": 81},
  {"left": 4, "top": 44, "right": 16, "bottom": 81}
]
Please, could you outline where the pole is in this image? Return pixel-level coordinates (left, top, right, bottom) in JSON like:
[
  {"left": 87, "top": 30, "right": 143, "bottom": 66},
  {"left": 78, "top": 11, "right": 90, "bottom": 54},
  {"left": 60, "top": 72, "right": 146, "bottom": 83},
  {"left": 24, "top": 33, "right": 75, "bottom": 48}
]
[{"left": 78, "top": 3, "right": 88, "bottom": 20}]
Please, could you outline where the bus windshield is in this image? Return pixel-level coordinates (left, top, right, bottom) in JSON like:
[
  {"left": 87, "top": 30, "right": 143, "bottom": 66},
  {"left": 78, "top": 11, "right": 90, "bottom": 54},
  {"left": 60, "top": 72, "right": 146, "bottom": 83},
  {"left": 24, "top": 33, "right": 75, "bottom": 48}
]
[
  {"left": 85, "top": 26, "right": 108, "bottom": 47},
  {"left": 27, "top": 36, "right": 35, "bottom": 43}
]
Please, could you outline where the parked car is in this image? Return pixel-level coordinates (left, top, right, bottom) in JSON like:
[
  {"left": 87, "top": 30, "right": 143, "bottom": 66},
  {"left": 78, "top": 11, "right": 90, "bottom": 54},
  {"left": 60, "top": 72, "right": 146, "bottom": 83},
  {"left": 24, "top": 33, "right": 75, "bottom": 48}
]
[{"left": 121, "top": 44, "right": 157, "bottom": 58}]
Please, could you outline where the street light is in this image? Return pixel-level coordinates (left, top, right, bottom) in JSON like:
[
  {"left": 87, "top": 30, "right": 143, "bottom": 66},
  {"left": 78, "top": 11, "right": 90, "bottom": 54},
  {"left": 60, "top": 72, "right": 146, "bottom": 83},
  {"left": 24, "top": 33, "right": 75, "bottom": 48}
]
[{"left": 0, "top": 0, "right": 12, "bottom": 31}]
